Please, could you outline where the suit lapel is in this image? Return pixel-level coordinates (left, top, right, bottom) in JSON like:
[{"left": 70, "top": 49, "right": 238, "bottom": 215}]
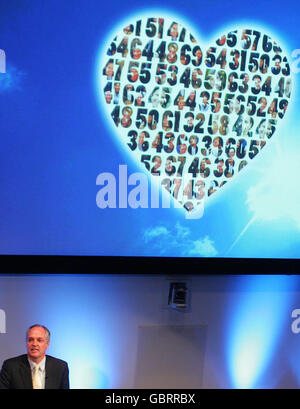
[
  {"left": 45, "top": 356, "right": 53, "bottom": 389},
  {"left": 19, "top": 356, "right": 32, "bottom": 389}
]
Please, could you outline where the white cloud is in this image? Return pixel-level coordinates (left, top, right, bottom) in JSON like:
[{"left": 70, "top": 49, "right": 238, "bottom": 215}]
[
  {"left": 174, "top": 222, "right": 190, "bottom": 239},
  {"left": 143, "top": 223, "right": 218, "bottom": 257},
  {"left": 188, "top": 236, "right": 218, "bottom": 257},
  {"left": 143, "top": 226, "right": 170, "bottom": 243}
]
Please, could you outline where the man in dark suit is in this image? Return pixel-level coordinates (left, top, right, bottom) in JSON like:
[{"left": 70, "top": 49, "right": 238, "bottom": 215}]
[{"left": 0, "top": 324, "right": 69, "bottom": 389}]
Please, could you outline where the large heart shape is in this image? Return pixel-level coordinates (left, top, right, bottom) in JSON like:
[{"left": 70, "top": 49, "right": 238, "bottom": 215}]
[{"left": 98, "top": 16, "right": 292, "bottom": 215}]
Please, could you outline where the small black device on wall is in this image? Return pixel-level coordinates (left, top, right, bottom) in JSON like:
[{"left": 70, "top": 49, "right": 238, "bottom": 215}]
[{"left": 168, "top": 282, "right": 190, "bottom": 311}]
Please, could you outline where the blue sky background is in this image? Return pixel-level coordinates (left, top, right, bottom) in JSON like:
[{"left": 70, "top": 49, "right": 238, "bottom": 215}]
[{"left": 0, "top": 0, "right": 300, "bottom": 258}]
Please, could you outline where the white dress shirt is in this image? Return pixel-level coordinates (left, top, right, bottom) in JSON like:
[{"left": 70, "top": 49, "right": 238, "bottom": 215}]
[{"left": 28, "top": 356, "right": 46, "bottom": 389}]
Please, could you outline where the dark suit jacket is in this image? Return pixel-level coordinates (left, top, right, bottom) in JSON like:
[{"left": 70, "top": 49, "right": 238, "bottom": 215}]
[{"left": 0, "top": 354, "right": 69, "bottom": 389}]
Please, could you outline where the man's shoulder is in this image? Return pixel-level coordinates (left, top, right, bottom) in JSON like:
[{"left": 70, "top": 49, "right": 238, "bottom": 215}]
[
  {"left": 3, "top": 354, "right": 27, "bottom": 363},
  {"left": 46, "top": 355, "right": 68, "bottom": 368},
  {"left": 2, "top": 354, "right": 28, "bottom": 367}
]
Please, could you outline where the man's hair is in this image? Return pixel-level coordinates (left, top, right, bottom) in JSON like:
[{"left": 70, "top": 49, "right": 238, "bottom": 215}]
[{"left": 26, "top": 324, "right": 51, "bottom": 343}]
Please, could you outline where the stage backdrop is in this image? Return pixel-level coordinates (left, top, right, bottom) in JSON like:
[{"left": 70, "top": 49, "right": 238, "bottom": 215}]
[
  {"left": 1, "top": 273, "right": 300, "bottom": 389},
  {"left": 0, "top": 0, "right": 300, "bottom": 261}
]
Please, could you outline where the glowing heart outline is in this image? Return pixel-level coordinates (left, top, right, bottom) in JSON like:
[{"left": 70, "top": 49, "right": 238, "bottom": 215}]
[{"left": 96, "top": 13, "right": 293, "bottom": 215}]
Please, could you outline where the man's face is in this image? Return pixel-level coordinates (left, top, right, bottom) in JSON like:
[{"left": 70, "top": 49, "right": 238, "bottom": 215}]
[
  {"left": 27, "top": 327, "right": 49, "bottom": 363},
  {"left": 132, "top": 48, "right": 141, "bottom": 60},
  {"left": 130, "top": 68, "right": 138, "bottom": 82},
  {"left": 170, "top": 23, "right": 178, "bottom": 38}
]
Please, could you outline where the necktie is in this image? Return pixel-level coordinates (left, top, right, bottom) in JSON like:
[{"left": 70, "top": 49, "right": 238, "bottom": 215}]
[{"left": 32, "top": 364, "right": 42, "bottom": 389}]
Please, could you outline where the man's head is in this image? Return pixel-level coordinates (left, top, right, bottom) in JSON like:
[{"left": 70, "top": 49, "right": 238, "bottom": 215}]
[{"left": 26, "top": 325, "right": 50, "bottom": 363}]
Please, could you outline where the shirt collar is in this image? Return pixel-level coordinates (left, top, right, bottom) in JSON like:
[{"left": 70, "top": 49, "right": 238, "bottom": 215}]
[{"left": 28, "top": 355, "right": 46, "bottom": 372}]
